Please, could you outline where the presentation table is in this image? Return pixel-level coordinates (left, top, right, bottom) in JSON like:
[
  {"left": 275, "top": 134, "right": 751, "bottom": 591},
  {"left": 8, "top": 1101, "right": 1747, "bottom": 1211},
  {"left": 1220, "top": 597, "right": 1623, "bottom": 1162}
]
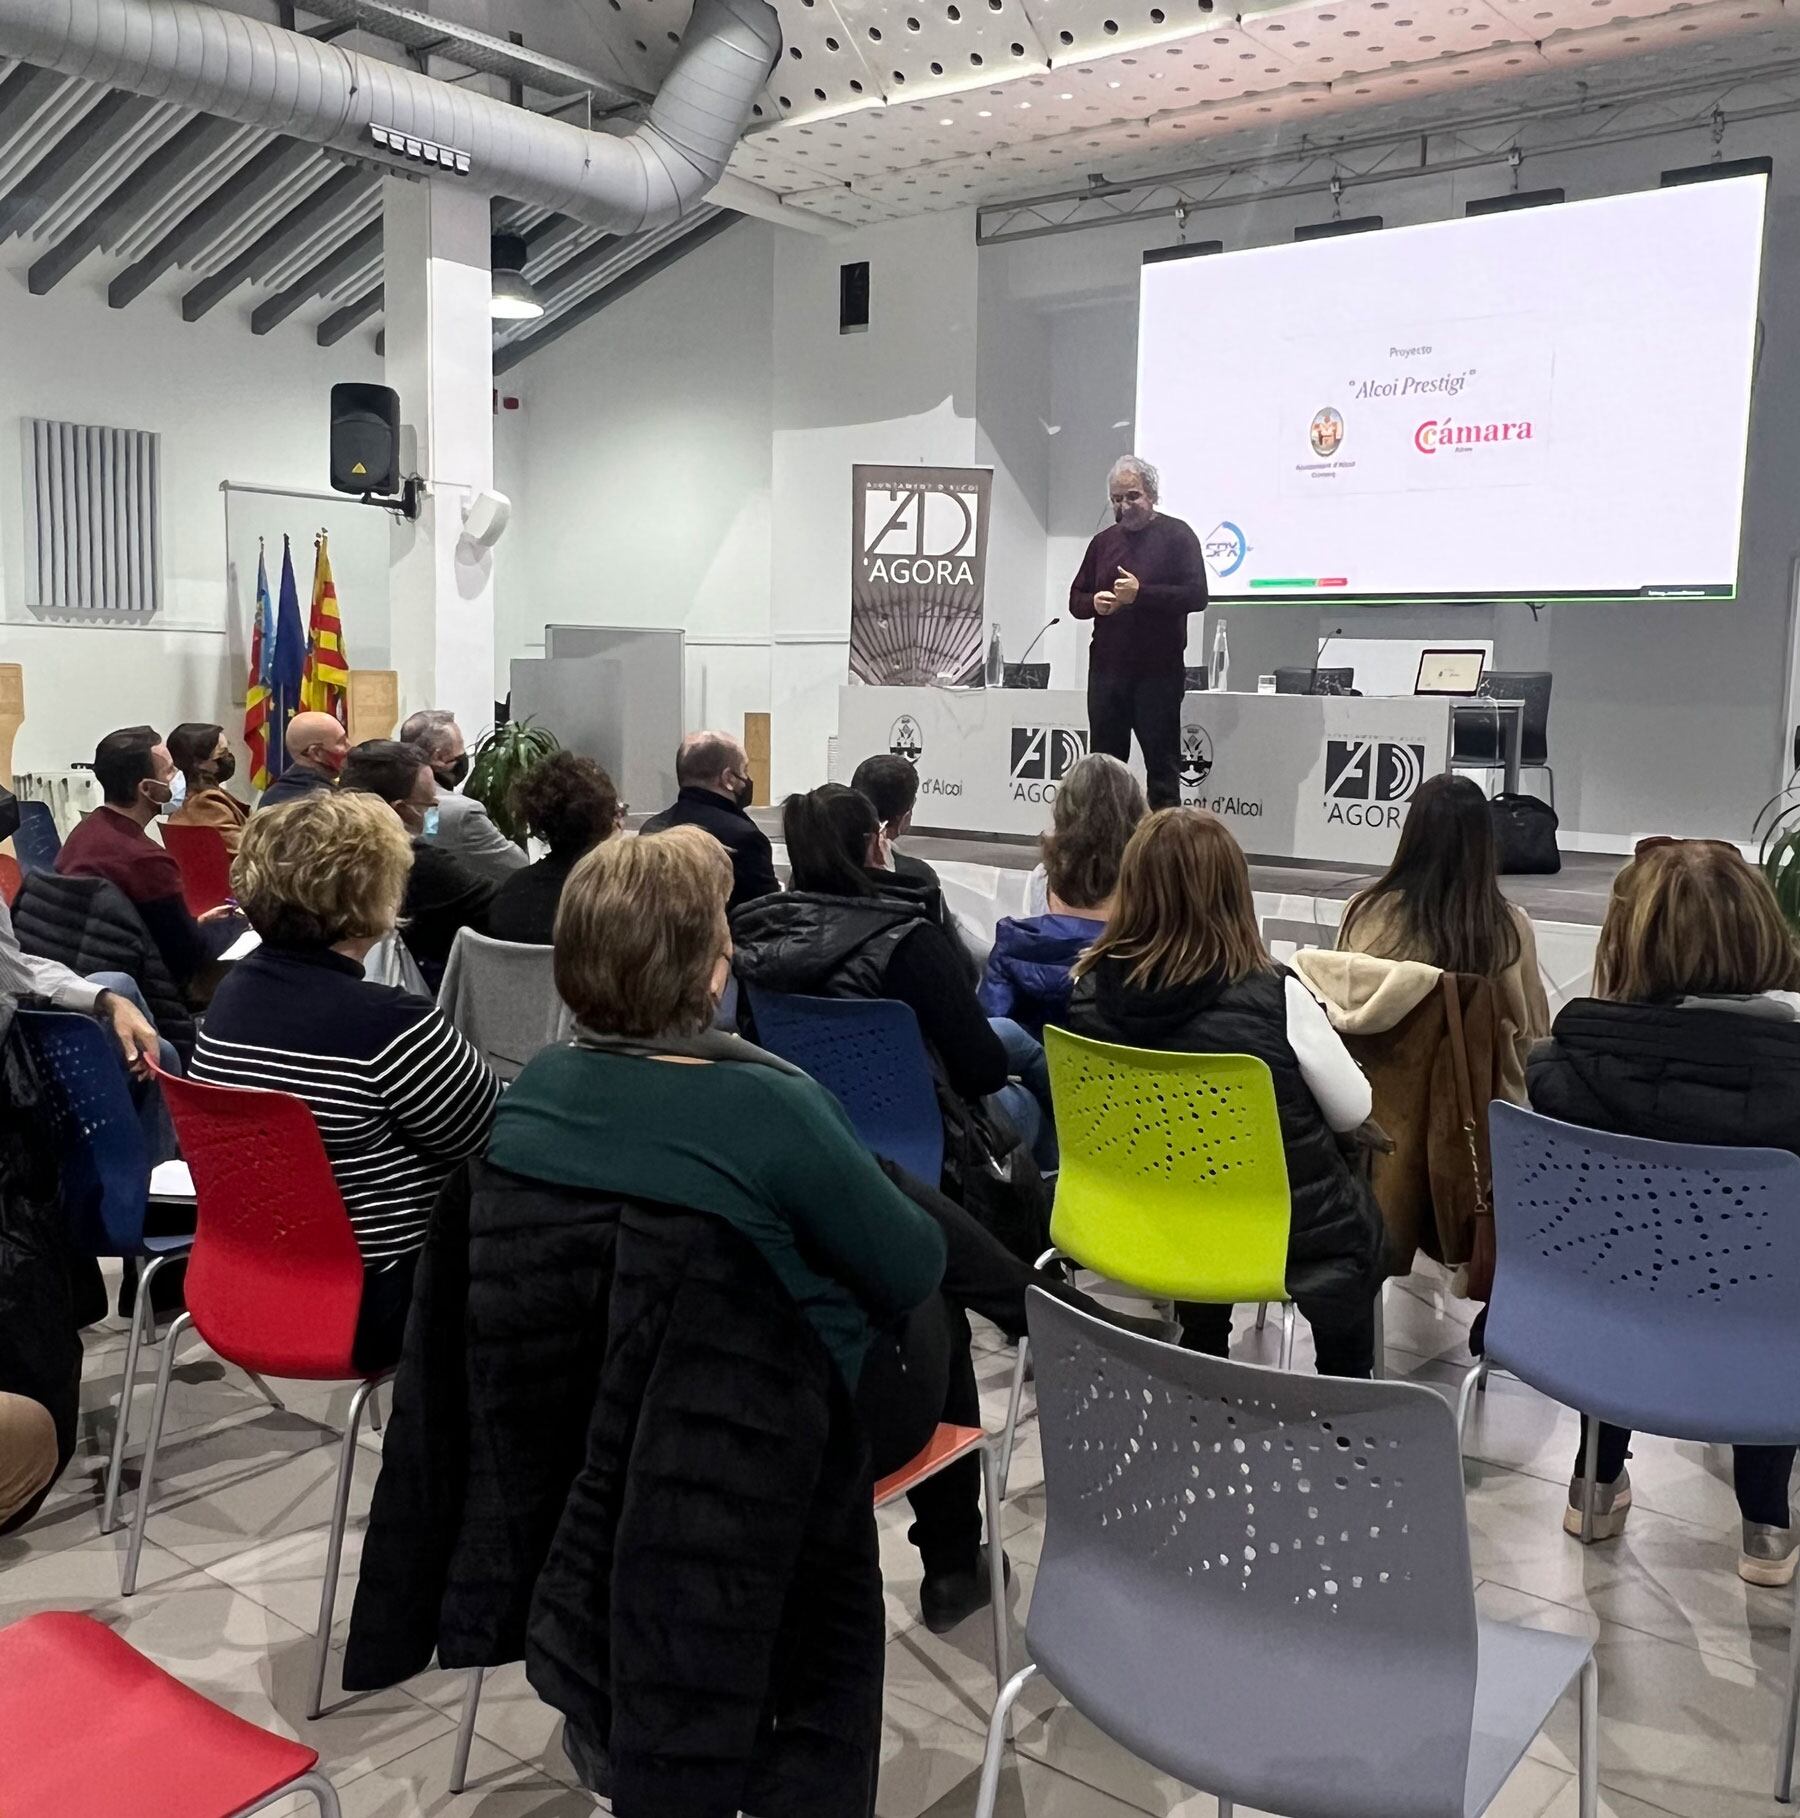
[{"left": 836, "top": 685, "right": 1522, "bottom": 868}]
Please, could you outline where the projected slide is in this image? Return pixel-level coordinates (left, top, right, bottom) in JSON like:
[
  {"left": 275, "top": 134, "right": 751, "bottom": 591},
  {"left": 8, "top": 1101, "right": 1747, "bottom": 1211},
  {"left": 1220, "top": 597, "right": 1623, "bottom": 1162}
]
[{"left": 1135, "top": 177, "right": 1766, "bottom": 603}]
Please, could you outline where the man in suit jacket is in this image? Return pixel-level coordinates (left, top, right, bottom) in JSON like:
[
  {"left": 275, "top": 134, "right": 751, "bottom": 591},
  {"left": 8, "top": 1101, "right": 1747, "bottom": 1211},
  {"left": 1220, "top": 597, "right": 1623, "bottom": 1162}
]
[
  {"left": 640, "top": 731, "right": 779, "bottom": 913},
  {"left": 399, "top": 709, "right": 526, "bottom": 884}
]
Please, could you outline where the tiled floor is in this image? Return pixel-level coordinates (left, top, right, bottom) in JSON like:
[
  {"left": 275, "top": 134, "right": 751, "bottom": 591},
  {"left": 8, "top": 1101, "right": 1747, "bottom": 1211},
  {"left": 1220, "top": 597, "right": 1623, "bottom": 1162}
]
[{"left": 1, "top": 1264, "right": 1790, "bottom": 1817}]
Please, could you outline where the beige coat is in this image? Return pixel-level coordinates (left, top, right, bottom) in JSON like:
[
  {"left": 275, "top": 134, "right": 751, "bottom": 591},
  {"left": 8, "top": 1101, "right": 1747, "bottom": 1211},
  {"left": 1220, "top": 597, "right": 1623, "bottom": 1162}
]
[
  {"left": 1292, "top": 949, "right": 1509, "bottom": 1286},
  {"left": 1332, "top": 896, "right": 1548, "bottom": 1104},
  {"left": 167, "top": 786, "right": 249, "bottom": 856}
]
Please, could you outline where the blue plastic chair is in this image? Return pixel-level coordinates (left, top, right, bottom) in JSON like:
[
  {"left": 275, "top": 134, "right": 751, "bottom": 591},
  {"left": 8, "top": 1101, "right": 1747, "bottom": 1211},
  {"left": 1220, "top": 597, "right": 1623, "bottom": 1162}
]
[
  {"left": 975, "top": 1291, "right": 1597, "bottom": 1818},
  {"left": 743, "top": 987, "right": 945, "bottom": 1188},
  {"left": 14, "top": 1010, "right": 192, "bottom": 1535},
  {"left": 12, "top": 799, "right": 62, "bottom": 874},
  {"left": 1469, "top": 1101, "right": 1800, "bottom": 1800}
]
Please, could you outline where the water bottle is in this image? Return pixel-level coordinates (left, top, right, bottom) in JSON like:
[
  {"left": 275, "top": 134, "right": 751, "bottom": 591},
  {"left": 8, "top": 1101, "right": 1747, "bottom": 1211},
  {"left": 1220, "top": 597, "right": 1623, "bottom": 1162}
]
[
  {"left": 984, "top": 621, "right": 1005, "bottom": 688},
  {"left": 1209, "top": 618, "right": 1230, "bottom": 693}
]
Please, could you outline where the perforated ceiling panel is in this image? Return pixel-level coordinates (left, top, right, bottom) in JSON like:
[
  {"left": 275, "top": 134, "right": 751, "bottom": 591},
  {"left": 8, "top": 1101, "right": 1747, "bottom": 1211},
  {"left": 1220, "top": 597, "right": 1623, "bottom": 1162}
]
[{"left": 700, "top": 0, "right": 1796, "bottom": 220}]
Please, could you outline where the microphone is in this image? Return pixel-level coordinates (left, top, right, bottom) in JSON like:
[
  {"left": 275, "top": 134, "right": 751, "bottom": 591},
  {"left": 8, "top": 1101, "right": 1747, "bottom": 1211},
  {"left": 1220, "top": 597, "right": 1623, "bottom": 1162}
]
[
  {"left": 1015, "top": 617, "right": 1061, "bottom": 668},
  {"left": 1309, "top": 626, "right": 1346, "bottom": 696}
]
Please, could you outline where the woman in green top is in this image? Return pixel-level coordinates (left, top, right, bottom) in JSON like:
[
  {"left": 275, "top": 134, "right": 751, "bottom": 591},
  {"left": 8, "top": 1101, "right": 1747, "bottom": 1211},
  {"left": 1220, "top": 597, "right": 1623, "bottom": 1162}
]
[{"left": 493, "top": 823, "right": 1031, "bottom": 1632}]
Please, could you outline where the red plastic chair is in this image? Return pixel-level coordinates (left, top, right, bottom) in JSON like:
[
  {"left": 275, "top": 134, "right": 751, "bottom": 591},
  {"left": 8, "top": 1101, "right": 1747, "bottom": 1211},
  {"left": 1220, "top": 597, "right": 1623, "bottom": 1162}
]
[
  {"left": 0, "top": 852, "right": 20, "bottom": 906},
  {"left": 448, "top": 1422, "right": 1011, "bottom": 1795},
  {"left": 126, "top": 1063, "right": 391, "bottom": 1721},
  {"left": 0, "top": 1611, "right": 342, "bottom": 1818},
  {"left": 160, "top": 821, "right": 236, "bottom": 915}
]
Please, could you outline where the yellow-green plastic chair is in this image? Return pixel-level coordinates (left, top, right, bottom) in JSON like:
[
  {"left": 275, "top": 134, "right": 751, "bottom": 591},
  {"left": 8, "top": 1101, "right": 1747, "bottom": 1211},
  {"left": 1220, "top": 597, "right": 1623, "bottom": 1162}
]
[{"left": 999, "top": 1028, "right": 1297, "bottom": 1494}]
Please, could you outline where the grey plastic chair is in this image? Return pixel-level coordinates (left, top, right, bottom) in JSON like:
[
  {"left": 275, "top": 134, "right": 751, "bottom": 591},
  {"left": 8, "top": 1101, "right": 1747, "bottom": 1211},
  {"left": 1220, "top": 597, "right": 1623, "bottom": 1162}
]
[
  {"left": 436, "top": 927, "right": 573, "bottom": 1081},
  {"left": 1465, "top": 1101, "right": 1800, "bottom": 1800},
  {"left": 975, "top": 1291, "right": 1596, "bottom": 1818}
]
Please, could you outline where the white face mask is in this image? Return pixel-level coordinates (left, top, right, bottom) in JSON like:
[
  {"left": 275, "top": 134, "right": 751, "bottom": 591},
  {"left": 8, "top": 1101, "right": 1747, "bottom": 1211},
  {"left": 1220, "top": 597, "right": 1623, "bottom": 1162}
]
[{"left": 168, "top": 772, "right": 187, "bottom": 811}]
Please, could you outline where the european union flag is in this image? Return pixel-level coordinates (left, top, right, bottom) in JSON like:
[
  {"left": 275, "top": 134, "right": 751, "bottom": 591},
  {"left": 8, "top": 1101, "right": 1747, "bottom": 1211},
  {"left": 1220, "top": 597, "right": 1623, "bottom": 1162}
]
[{"left": 269, "top": 533, "right": 308, "bottom": 775}]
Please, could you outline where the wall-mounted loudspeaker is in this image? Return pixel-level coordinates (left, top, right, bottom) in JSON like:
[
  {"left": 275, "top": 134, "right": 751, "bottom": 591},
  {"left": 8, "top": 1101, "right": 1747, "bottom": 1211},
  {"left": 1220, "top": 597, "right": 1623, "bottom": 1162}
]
[{"left": 330, "top": 382, "right": 400, "bottom": 495}]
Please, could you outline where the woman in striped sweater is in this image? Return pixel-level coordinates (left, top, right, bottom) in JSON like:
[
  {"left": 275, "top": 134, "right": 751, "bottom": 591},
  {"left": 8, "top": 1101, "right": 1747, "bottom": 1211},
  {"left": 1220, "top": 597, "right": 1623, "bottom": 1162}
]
[{"left": 191, "top": 791, "right": 501, "bottom": 1370}]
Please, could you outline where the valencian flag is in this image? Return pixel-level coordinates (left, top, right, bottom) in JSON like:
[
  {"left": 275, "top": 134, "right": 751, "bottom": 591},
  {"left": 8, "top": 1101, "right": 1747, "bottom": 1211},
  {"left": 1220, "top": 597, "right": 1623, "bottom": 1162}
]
[
  {"left": 243, "top": 541, "right": 276, "bottom": 792},
  {"left": 268, "top": 534, "right": 308, "bottom": 776},
  {"left": 300, "top": 530, "right": 349, "bottom": 722}
]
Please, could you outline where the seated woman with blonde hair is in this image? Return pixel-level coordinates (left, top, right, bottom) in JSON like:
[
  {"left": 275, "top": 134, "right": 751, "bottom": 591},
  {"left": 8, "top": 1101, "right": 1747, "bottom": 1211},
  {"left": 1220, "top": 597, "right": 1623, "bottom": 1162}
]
[
  {"left": 981, "top": 751, "right": 1146, "bottom": 1040},
  {"left": 1528, "top": 837, "right": 1800, "bottom": 1583},
  {"left": 190, "top": 791, "right": 501, "bottom": 1370}
]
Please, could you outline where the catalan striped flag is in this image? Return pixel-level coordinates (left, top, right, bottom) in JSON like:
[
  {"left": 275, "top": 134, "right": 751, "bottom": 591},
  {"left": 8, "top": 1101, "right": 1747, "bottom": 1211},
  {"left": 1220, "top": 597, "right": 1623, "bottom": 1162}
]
[
  {"left": 243, "top": 541, "right": 276, "bottom": 792},
  {"left": 300, "top": 530, "right": 349, "bottom": 721}
]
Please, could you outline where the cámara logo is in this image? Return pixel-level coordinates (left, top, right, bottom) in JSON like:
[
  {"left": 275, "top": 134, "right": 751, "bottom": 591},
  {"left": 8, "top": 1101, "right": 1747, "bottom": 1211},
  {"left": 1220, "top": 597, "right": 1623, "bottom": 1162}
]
[
  {"left": 1309, "top": 407, "right": 1345, "bottom": 458},
  {"left": 1204, "top": 521, "right": 1248, "bottom": 580},
  {"left": 1178, "top": 723, "right": 1214, "bottom": 805},
  {"left": 1414, "top": 418, "right": 1534, "bottom": 454},
  {"left": 889, "top": 715, "right": 923, "bottom": 767}
]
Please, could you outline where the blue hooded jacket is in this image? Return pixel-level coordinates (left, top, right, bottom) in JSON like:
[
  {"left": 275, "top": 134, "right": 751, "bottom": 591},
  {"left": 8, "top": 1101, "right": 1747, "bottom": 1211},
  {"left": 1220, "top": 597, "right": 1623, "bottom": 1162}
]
[{"left": 977, "top": 912, "right": 1106, "bottom": 1040}]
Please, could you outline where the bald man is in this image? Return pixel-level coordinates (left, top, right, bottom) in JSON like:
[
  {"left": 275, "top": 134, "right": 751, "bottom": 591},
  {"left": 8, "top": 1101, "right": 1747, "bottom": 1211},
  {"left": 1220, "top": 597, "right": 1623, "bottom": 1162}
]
[
  {"left": 256, "top": 711, "right": 350, "bottom": 812},
  {"left": 641, "top": 730, "right": 778, "bottom": 911}
]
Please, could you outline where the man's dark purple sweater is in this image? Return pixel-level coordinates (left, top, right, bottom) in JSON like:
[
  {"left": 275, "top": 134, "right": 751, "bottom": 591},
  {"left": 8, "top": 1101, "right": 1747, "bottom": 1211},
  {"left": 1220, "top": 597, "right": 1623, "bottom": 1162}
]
[{"left": 1068, "top": 514, "right": 1209, "bottom": 677}]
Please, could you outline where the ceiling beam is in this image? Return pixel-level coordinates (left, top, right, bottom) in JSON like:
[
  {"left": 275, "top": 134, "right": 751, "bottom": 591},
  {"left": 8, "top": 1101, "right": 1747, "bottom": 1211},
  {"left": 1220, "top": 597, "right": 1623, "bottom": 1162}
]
[
  {"left": 250, "top": 217, "right": 381, "bottom": 334},
  {"left": 29, "top": 113, "right": 241, "bottom": 294},
  {"left": 0, "top": 63, "right": 63, "bottom": 146},
  {"left": 494, "top": 212, "right": 738, "bottom": 375},
  {"left": 531, "top": 231, "right": 624, "bottom": 305},
  {"left": 181, "top": 165, "right": 367, "bottom": 321},
  {"left": 317, "top": 285, "right": 382, "bottom": 346},
  {"left": 109, "top": 136, "right": 315, "bottom": 309},
  {"left": 0, "top": 89, "right": 146, "bottom": 242}
]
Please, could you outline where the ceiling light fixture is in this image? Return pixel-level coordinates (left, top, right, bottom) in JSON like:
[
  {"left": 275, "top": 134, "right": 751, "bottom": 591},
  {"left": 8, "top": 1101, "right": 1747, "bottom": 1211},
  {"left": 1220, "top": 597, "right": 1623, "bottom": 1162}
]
[{"left": 489, "top": 233, "right": 543, "bottom": 321}]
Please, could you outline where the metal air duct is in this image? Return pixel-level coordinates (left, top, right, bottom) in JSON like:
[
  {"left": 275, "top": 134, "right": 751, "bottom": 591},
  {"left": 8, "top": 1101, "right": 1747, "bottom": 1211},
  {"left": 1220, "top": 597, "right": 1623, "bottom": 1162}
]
[{"left": 0, "top": 0, "right": 782, "bottom": 235}]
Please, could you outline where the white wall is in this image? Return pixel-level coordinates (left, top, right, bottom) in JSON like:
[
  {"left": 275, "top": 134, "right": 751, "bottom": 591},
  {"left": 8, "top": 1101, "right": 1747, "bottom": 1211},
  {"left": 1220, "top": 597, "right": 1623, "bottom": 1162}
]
[
  {"left": 0, "top": 256, "right": 381, "bottom": 775},
  {"left": 496, "top": 218, "right": 776, "bottom": 752}
]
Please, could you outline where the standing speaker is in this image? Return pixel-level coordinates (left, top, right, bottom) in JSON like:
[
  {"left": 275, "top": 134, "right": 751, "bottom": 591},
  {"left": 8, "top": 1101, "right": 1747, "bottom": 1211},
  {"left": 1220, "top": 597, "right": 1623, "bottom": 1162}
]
[{"left": 330, "top": 382, "right": 400, "bottom": 494}]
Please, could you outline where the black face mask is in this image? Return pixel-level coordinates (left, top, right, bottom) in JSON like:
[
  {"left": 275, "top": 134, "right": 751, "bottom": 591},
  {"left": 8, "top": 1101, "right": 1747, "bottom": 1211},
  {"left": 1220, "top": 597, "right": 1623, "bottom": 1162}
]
[
  {"left": 211, "top": 752, "right": 237, "bottom": 786},
  {"left": 733, "top": 774, "right": 754, "bottom": 809},
  {"left": 437, "top": 754, "right": 471, "bottom": 790}
]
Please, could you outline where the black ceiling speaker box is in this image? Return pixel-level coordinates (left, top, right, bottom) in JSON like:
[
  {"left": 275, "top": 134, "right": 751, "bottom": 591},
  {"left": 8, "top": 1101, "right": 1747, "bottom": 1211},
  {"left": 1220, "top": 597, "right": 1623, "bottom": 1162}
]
[{"left": 330, "top": 382, "right": 400, "bottom": 494}]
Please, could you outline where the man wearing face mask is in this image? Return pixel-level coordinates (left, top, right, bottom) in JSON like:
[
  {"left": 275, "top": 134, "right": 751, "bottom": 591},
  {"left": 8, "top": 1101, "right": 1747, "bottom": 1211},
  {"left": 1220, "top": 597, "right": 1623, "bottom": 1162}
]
[
  {"left": 54, "top": 727, "right": 242, "bottom": 991},
  {"left": 398, "top": 709, "right": 525, "bottom": 883},
  {"left": 1068, "top": 454, "right": 1208, "bottom": 811},
  {"left": 341, "top": 740, "right": 495, "bottom": 991},
  {"left": 255, "top": 711, "right": 350, "bottom": 813},
  {"left": 641, "top": 730, "right": 780, "bottom": 913}
]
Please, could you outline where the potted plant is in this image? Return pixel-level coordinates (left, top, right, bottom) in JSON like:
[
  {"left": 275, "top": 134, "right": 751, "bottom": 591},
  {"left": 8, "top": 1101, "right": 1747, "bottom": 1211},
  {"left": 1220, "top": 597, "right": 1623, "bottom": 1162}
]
[
  {"left": 1755, "top": 778, "right": 1800, "bottom": 933},
  {"left": 467, "top": 717, "right": 560, "bottom": 848}
]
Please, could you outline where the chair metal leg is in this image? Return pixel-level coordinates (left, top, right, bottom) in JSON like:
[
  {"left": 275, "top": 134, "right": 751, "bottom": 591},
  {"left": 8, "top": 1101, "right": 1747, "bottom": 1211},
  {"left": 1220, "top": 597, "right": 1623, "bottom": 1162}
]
[
  {"left": 1371, "top": 1282, "right": 1386, "bottom": 1382},
  {"left": 1278, "top": 1303, "right": 1296, "bottom": 1372},
  {"left": 980, "top": 1440, "right": 1009, "bottom": 1703},
  {"left": 122, "top": 1311, "right": 193, "bottom": 1596},
  {"left": 1455, "top": 1358, "right": 1489, "bottom": 1455},
  {"left": 240, "top": 1369, "right": 286, "bottom": 1413},
  {"left": 236, "top": 1769, "right": 344, "bottom": 1817},
  {"left": 367, "top": 1383, "right": 382, "bottom": 1434},
  {"left": 103, "top": 1255, "right": 168, "bottom": 1534},
  {"left": 1777, "top": 1569, "right": 1800, "bottom": 1802},
  {"left": 307, "top": 1376, "right": 383, "bottom": 1721},
  {"left": 1579, "top": 1414, "right": 1600, "bottom": 1546},
  {"left": 1254, "top": 1303, "right": 1267, "bottom": 1333},
  {"left": 450, "top": 1666, "right": 484, "bottom": 1794},
  {"left": 972, "top": 1664, "right": 1038, "bottom": 1818},
  {"left": 998, "top": 1340, "right": 1030, "bottom": 1499},
  {"left": 1218, "top": 1803, "right": 1234, "bottom": 1817},
  {"left": 1578, "top": 1653, "right": 1598, "bottom": 1818}
]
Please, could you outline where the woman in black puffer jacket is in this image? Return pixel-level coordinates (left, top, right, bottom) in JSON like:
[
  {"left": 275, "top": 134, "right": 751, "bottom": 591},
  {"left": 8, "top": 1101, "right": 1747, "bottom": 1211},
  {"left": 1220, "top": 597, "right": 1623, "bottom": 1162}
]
[
  {"left": 1527, "top": 838, "right": 1800, "bottom": 1586},
  {"left": 1066, "top": 808, "right": 1383, "bottom": 1378}
]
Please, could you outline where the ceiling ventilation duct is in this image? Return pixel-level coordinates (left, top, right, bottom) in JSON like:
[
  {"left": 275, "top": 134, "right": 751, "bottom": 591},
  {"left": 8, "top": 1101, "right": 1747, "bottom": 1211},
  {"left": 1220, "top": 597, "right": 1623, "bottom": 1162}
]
[{"left": 0, "top": 0, "right": 782, "bottom": 235}]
